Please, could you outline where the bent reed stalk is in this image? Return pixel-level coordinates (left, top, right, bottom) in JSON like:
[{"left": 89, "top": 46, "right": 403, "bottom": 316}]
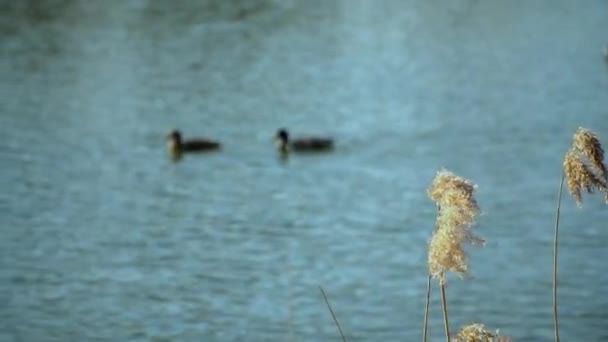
[
  {"left": 554, "top": 127, "right": 608, "bottom": 342},
  {"left": 319, "top": 286, "right": 347, "bottom": 342}
]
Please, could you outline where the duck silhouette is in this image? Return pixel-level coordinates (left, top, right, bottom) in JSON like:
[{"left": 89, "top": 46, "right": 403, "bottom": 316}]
[
  {"left": 274, "top": 128, "right": 334, "bottom": 153},
  {"left": 166, "top": 129, "right": 220, "bottom": 159}
]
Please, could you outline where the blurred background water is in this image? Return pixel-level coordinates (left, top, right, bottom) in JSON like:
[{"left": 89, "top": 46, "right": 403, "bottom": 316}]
[{"left": 1, "top": 0, "right": 607, "bottom": 341}]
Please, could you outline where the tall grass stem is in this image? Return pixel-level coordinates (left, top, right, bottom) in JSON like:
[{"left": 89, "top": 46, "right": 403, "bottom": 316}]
[
  {"left": 319, "top": 286, "right": 347, "bottom": 342},
  {"left": 422, "top": 275, "right": 431, "bottom": 342},
  {"left": 553, "top": 173, "right": 564, "bottom": 342},
  {"left": 440, "top": 282, "right": 451, "bottom": 342}
]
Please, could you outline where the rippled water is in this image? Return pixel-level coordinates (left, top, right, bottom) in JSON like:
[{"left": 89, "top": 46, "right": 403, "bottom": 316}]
[{"left": 1, "top": 1, "right": 608, "bottom": 341}]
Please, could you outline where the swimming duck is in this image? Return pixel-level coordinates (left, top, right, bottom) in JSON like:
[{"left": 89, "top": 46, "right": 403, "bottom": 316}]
[
  {"left": 275, "top": 128, "right": 334, "bottom": 153},
  {"left": 166, "top": 129, "right": 220, "bottom": 157}
]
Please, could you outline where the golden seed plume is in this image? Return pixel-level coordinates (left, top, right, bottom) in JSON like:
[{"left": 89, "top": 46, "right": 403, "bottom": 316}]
[
  {"left": 427, "top": 170, "right": 483, "bottom": 283},
  {"left": 572, "top": 127, "right": 607, "bottom": 180},
  {"left": 563, "top": 151, "right": 607, "bottom": 206},
  {"left": 455, "top": 323, "right": 510, "bottom": 342},
  {"left": 428, "top": 170, "right": 477, "bottom": 206},
  {"left": 563, "top": 128, "right": 608, "bottom": 206},
  {"left": 428, "top": 227, "right": 467, "bottom": 283}
]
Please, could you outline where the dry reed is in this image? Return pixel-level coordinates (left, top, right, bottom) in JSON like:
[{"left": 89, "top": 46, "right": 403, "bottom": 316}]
[
  {"left": 422, "top": 274, "right": 431, "bottom": 342},
  {"left": 553, "top": 127, "right": 607, "bottom": 342},
  {"left": 425, "top": 170, "right": 484, "bottom": 342},
  {"left": 427, "top": 170, "right": 483, "bottom": 284},
  {"left": 422, "top": 204, "right": 441, "bottom": 342},
  {"left": 319, "top": 286, "right": 347, "bottom": 342},
  {"left": 563, "top": 128, "right": 608, "bottom": 206},
  {"left": 455, "top": 323, "right": 511, "bottom": 342}
]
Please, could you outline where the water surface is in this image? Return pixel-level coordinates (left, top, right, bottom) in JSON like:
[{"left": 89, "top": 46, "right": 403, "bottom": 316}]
[{"left": 1, "top": 1, "right": 608, "bottom": 341}]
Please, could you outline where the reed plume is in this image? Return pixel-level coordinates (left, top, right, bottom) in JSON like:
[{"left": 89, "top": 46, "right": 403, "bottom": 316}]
[
  {"left": 427, "top": 170, "right": 483, "bottom": 284},
  {"left": 553, "top": 127, "right": 607, "bottom": 342},
  {"left": 424, "top": 170, "right": 483, "bottom": 342},
  {"left": 455, "top": 323, "right": 510, "bottom": 342},
  {"left": 572, "top": 128, "right": 607, "bottom": 178},
  {"left": 564, "top": 128, "right": 608, "bottom": 206}
]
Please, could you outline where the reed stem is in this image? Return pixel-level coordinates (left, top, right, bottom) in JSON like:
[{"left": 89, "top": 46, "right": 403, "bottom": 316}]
[
  {"left": 423, "top": 204, "right": 441, "bottom": 342},
  {"left": 440, "top": 281, "right": 451, "bottom": 342},
  {"left": 319, "top": 286, "right": 347, "bottom": 342},
  {"left": 553, "top": 173, "right": 564, "bottom": 342},
  {"left": 422, "top": 275, "right": 431, "bottom": 342}
]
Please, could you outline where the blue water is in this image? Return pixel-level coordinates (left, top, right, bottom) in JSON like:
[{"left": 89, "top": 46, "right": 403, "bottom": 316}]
[{"left": 1, "top": 1, "right": 608, "bottom": 341}]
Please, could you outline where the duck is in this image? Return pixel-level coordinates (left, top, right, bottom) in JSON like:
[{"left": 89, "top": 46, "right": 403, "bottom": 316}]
[
  {"left": 604, "top": 46, "right": 608, "bottom": 62},
  {"left": 275, "top": 128, "right": 334, "bottom": 153},
  {"left": 166, "top": 129, "right": 220, "bottom": 157}
]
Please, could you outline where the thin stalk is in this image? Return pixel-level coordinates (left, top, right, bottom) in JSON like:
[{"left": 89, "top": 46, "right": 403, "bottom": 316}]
[
  {"left": 423, "top": 204, "right": 441, "bottom": 342},
  {"left": 553, "top": 173, "right": 564, "bottom": 342},
  {"left": 319, "top": 286, "right": 347, "bottom": 342},
  {"left": 440, "top": 281, "right": 451, "bottom": 342},
  {"left": 422, "top": 275, "right": 431, "bottom": 342}
]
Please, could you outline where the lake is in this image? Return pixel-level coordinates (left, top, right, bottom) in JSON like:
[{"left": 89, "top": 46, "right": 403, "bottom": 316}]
[{"left": 1, "top": 0, "right": 607, "bottom": 341}]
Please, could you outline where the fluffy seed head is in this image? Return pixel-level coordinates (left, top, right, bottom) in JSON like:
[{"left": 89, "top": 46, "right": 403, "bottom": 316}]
[
  {"left": 455, "top": 323, "right": 510, "bottom": 342},
  {"left": 572, "top": 127, "right": 607, "bottom": 180},
  {"left": 563, "top": 128, "right": 608, "bottom": 206},
  {"left": 428, "top": 170, "right": 477, "bottom": 205},
  {"left": 563, "top": 151, "right": 605, "bottom": 206},
  {"left": 428, "top": 226, "right": 467, "bottom": 283},
  {"left": 427, "top": 170, "right": 483, "bottom": 282}
]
